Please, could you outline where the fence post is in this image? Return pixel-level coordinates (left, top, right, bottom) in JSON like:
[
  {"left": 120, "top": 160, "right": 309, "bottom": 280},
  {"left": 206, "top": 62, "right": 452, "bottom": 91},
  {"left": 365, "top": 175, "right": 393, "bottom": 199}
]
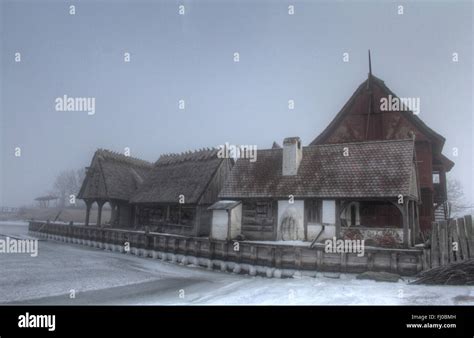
[
  {"left": 447, "top": 219, "right": 455, "bottom": 263},
  {"left": 438, "top": 221, "right": 448, "bottom": 266},
  {"left": 464, "top": 215, "right": 473, "bottom": 258},
  {"left": 430, "top": 222, "right": 440, "bottom": 268},
  {"left": 457, "top": 217, "right": 469, "bottom": 261}
]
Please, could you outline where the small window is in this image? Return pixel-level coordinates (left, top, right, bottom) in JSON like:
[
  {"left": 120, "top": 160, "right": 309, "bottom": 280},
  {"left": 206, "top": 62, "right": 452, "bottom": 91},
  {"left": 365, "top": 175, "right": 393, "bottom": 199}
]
[
  {"left": 307, "top": 200, "right": 322, "bottom": 223},
  {"left": 180, "top": 207, "right": 195, "bottom": 226},
  {"left": 256, "top": 203, "right": 268, "bottom": 215},
  {"left": 433, "top": 172, "right": 440, "bottom": 184}
]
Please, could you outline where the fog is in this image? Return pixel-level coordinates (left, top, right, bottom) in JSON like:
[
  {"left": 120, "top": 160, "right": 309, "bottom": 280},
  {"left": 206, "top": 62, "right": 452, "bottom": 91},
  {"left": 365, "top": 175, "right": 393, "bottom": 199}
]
[{"left": 0, "top": 0, "right": 472, "bottom": 207}]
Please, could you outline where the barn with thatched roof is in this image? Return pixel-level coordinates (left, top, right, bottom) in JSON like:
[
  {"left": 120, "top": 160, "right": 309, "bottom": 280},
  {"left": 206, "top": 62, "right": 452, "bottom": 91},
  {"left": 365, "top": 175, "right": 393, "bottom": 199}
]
[{"left": 130, "top": 149, "right": 233, "bottom": 236}]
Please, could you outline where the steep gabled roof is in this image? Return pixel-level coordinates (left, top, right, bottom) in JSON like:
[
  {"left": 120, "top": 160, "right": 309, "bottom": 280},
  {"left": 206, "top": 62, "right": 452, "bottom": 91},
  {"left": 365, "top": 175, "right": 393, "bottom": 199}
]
[
  {"left": 130, "top": 148, "right": 224, "bottom": 204},
  {"left": 77, "top": 149, "right": 153, "bottom": 201},
  {"left": 310, "top": 74, "right": 446, "bottom": 150},
  {"left": 219, "top": 139, "right": 418, "bottom": 200}
]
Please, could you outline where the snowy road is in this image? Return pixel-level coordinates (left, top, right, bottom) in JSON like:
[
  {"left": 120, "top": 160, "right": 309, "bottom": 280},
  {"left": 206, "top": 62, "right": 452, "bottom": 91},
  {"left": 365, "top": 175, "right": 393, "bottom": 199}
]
[{"left": 0, "top": 222, "right": 473, "bottom": 305}]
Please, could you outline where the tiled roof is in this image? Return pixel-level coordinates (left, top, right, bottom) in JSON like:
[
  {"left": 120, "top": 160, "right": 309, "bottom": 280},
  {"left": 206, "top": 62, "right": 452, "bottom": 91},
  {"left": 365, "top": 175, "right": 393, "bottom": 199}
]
[{"left": 219, "top": 139, "right": 417, "bottom": 199}]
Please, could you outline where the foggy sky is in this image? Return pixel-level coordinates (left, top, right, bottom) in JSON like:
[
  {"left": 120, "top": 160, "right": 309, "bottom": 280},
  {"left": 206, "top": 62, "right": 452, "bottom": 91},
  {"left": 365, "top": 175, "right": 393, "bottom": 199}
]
[{"left": 1, "top": 0, "right": 472, "bottom": 207}]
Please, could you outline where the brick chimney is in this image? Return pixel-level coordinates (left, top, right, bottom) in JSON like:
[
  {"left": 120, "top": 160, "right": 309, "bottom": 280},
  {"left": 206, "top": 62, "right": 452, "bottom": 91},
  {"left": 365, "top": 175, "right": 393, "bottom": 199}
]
[{"left": 282, "top": 137, "right": 302, "bottom": 176}]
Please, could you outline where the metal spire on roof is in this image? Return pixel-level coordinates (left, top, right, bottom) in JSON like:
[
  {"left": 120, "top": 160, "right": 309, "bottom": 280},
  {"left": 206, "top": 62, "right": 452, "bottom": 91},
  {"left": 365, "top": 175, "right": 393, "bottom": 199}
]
[
  {"left": 365, "top": 49, "right": 374, "bottom": 140},
  {"left": 367, "top": 49, "right": 372, "bottom": 90},
  {"left": 369, "top": 49, "right": 372, "bottom": 75}
]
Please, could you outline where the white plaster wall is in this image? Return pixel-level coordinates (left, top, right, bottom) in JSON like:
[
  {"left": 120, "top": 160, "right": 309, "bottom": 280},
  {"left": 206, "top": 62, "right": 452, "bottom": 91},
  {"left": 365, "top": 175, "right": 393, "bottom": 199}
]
[
  {"left": 229, "top": 204, "right": 242, "bottom": 239},
  {"left": 211, "top": 210, "right": 228, "bottom": 240},
  {"left": 277, "top": 200, "right": 304, "bottom": 240},
  {"left": 322, "top": 200, "right": 336, "bottom": 225}
]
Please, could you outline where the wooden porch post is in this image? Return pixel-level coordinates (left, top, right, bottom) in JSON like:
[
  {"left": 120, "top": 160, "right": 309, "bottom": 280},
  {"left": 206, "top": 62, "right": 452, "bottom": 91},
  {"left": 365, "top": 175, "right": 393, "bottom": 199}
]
[
  {"left": 403, "top": 200, "right": 409, "bottom": 248},
  {"left": 335, "top": 199, "right": 342, "bottom": 239},
  {"left": 195, "top": 205, "right": 201, "bottom": 237},
  {"left": 110, "top": 200, "right": 117, "bottom": 225},
  {"left": 410, "top": 200, "right": 416, "bottom": 246},
  {"left": 131, "top": 204, "right": 140, "bottom": 227},
  {"left": 97, "top": 200, "right": 105, "bottom": 227},
  {"left": 85, "top": 200, "right": 92, "bottom": 227}
]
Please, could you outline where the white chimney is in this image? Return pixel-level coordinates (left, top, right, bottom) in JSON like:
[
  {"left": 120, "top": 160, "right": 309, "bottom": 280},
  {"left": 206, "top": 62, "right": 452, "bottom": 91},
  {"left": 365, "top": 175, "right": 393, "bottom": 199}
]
[{"left": 282, "top": 137, "right": 302, "bottom": 176}]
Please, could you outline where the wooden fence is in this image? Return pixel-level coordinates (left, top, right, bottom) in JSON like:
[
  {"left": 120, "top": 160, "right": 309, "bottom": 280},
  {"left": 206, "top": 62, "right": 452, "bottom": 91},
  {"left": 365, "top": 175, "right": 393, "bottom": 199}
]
[
  {"left": 426, "top": 215, "right": 473, "bottom": 269},
  {"left": 29, "top": 221, "right": 426, "bottom": 276}
]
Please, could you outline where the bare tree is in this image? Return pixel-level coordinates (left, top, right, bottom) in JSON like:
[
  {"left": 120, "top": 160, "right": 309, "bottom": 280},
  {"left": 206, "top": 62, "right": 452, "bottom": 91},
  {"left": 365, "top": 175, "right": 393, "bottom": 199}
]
[
  {"left": 76, "top": 168, "right": 86, "bottom": 190},
  {"left": 53, "top": 169, "right": 80, "bottom": 208},
  {"left": 447, "top": 177, "right": 473, "bottom": 217}
]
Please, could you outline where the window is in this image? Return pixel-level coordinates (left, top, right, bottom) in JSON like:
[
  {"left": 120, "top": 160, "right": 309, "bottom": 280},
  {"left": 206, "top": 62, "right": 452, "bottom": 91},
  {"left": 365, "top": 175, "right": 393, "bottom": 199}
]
[
  {"left": 256, "top": 203, "right": 268, "bottom": 216},
  {"left": 433, "top": 172, "right": 440, "bottom": 184},
  {"left": 169, "top": 205, "right": 180, "bottom": 224},
  {"left": 307, "top": 200, "right": 322, "bottom": 223},
  {"left": 179, "top": 207, "right": 195, "bottom": 226}
]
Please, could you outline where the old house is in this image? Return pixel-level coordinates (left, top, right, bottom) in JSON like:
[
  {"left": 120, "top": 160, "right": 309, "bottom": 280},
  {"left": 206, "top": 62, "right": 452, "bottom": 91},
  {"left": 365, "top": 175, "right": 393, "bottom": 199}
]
[
  {"left": 216, "top": 137, "right": 420, "bottom": 247},
  {"left": 310, "top": 73, "right": 454, "bottom": 233},
  {"left": 130, "top": 149, "right": 233, "bottom": 237},
  {"left": 77, "top": 149, "right": 153, "bottom": 227},
  {"left": 77, "top": 70, "right": 453, "bottom": 252}
]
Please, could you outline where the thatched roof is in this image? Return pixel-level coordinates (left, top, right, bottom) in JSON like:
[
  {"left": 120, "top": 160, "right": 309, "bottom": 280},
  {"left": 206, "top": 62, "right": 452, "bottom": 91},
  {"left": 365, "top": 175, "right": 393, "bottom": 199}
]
[
  {"left": 130, "top": 148, "right": 224, "bottom": 204},
  {"left": 219, "top": 139, "right": 418, "bottom": 200},
  {"left": 77, "top": 149, "right": 153, "bottom": 201}
]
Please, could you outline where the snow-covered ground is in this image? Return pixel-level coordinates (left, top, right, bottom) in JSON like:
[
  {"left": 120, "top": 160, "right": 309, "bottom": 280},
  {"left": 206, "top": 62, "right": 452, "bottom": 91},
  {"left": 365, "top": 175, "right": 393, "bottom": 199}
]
[{"left": 0, "top": 221, "right": 473, "bottom": 305}]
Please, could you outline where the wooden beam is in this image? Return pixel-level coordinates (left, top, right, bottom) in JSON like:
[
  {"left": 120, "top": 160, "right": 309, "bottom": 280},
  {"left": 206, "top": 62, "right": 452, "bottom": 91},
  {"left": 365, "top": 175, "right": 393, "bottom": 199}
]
[
  {"left": 335, "top": 200, "right": 341, "bottom": 239},
  {"left": 410, "top": 200, "right": 416, "bottom": 246},
  {"left": 457, "top": 217, "right": 469, "bottom": 261},
  {"left": 447, "top": 219, "right": 455, "bottom": 263},
  {"left": 438, "top": 220, "right": 448, "bottom": 266},
  {"left": 414, "top": 203, "right": 420, "bottom": 244},
  {"left": 402, "top": 201, "right": 409, "bottom": 248},
  {"left": 97, "top": 200, "right": 105, "bottom": 227},
  {"left": 464, "top": 215, "right": 473, "bottom": 258},
  {"left": 85, "top": 200, "right": 92, "bottom": 227},
  {"left": 431, "top": 222, "right": 440, "bottom": 267}
]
